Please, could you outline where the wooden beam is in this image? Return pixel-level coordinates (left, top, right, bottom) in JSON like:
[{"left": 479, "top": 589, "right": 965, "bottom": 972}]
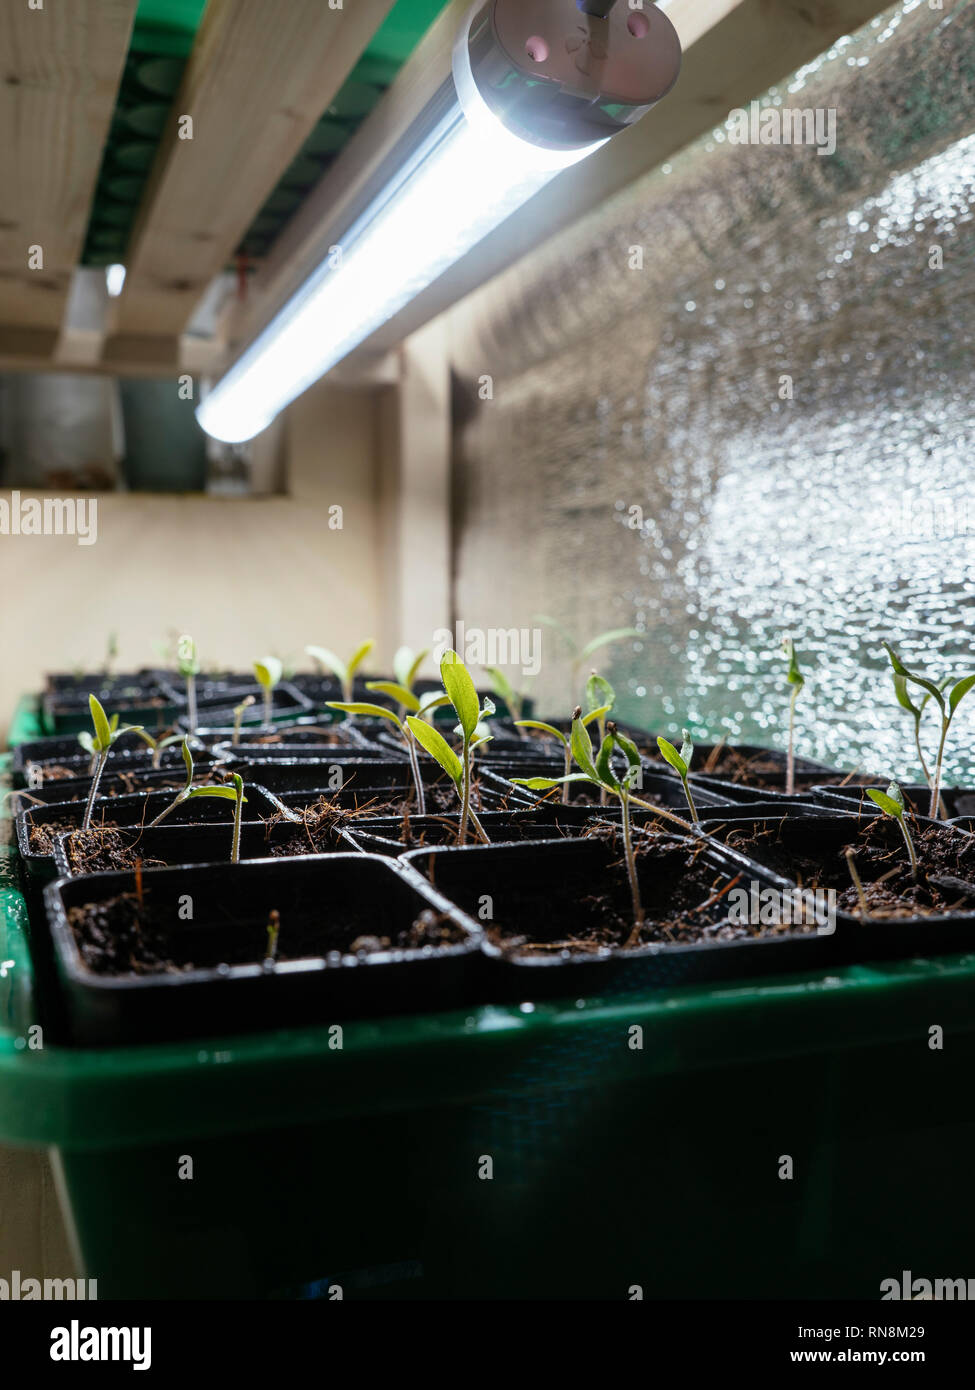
[
  {"left": 105, "top": 0, "right": 396, "bottom": 351},
  {"left": 227, "top": 0, "right": 893, "bottom": 371},
  {"left": 227, "top": 0, "right": 470, "bottom": 355},
  {"left": 0, "top": 0, "right": 136, "bottom": 333}
]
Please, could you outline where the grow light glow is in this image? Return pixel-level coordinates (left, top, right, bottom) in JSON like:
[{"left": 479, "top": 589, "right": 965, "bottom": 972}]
[
  {"left": 105, "top": 264, "right": 126, "bottom": 297},
  {"left": 197, "top": 79, "right": 604, "bottom": 443}
]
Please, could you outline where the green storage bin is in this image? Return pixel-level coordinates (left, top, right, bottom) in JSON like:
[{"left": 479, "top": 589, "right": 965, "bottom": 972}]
[{"left": 4, "top": 699, "right": 975, "bottom": 1298}]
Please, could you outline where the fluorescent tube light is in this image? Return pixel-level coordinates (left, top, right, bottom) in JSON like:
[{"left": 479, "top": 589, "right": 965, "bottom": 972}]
[
  {"left": 198, "top": 1, "right": 680, "bottom": 444},
  {"left": 105, "top": 263, "right": 127, "bottom": 297}
]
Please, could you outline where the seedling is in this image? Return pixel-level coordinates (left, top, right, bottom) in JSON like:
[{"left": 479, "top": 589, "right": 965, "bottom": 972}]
[
  {"left": 535, "top": 616, "right": 641, "bottom": 700},
  {"left": 177, "top": 634, "right": 200, "bottom": 735},
  {"left": 514, "top": 677, "right": 614, "bottom": 804},
  {"left": 844, "top": 848, "right": 870, "bottom": 918},
  {"left": 80, "top": 696, "right": 144, "bottom": 832},
  {"left": 104, "top": 631, "right": 118, "bottom": 676},
  {"left": 327, "top": 686, "right": 449, "bottom": 817},
  {"left": 265, "top": 909, "right": 281, "bottom": 964},
  {"left": 182, "top": 772, "right": 247, "bottom": 862},
  {"left": 232, "top": 695, "right": 256, "bottom": 746},
  {"left": 884, "top": 643, "right": 975, "bottom": 818},
  {"left": 656, "top": 729, "right": 698, "bottom": 823},
  {"left": 781, "top": 636, "right": 805, "bottom": 795},
  {"left": 306, "top": 639, "right": 375, "bottom": 704},
  {"left": 406, "top": 651, "right": 494, "bottom": 844},
  {"left": 866, "top": 781, "right": 918, "bottom": 883},
  {"left": 130, "top": 729, "right": 187, "bottom": 769},
  {"left": 254, "top": 656, "right": 282, "bottom": 728},
  {"left": 514, "top": 715, "right": 654, "bottom": 945},
  {"left": 146, "top": 740, "right": 246, "bottom": 843},
  {"left": 889, "top": 671, "right": 949, "bottom": 797},
  {"left": 510, "top": 707, "right": 694, "bottom": 833}
]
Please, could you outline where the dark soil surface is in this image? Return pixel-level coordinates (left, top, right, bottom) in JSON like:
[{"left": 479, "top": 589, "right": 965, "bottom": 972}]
[
  {"left": 719, "top": 816, "right": 975, "bottom": 918},
  {"left": 66, "top": 892, "right": 465, "bottom": 975},
  {"left": 29, "top": 816, "right": 120, "bottom": 856},
  {"left": 485, "top": 826, "right": 807, "bottom": 956}
]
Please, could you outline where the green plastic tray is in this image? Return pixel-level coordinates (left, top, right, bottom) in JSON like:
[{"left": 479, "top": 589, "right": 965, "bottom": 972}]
[{"left": 4, "top": 696, "right": 975, "bottom": 1298}]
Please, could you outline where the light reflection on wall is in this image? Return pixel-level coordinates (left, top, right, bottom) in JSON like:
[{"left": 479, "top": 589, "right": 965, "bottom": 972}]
[{"left": 451, "top": 0, "right": 975, "bottom": 783}]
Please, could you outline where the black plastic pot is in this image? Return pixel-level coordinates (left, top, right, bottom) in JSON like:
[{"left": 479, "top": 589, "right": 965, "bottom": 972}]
[
  {"left": 690, "top": 756, "right": 876, "bottom": 803},
  {"left": 692, "top": 798, "right": 849, "bottom": 823},
  {"left": 697, "top": 812, "right": 975, "bottom": 959},
  {"left": 274, "top": 763, "right": 535, "bottom": 818},
  {"left": 12, "top": 729, "right": 155, "bottom": 783},
  {"left": 44, "top": 855, "right": 482, "bottom": 1045},
  {"left": 402, "top": 835, "right": 844, "bottom": 999},
  {"left": 813, "top": 783, "right": 975, "bottom": 820},
  {"left": 490, "top": 766, "right": 732, "bottom": 818},
  {"left": 339, "top": 803, "right": 642, "bottom": 855},
  {"left": 20, "top": 744, "right": 222, "bottom": 790},
  {"left": 227, "top": 756, "right": 412, "bottom": 794},
  {"left": 43, "top": 669, "right": 166, "bottom": 696},
  {"left": 210, "top": 722, "right": 383, "bottom": 759},
  {"left": 7, "top": 764, "right": 230, "bottom": 818},
  {"left": 15, "top": 784, "right": 284, "bottom": 886},
  {"left": 42, "top": 678, "right": 182, "bottom": 735},
  {"left": 52, "top": 816, "right": 354, "bottom": 878},
  {"left": 175, "top": 682, "right": 312, "bottom": 733}
]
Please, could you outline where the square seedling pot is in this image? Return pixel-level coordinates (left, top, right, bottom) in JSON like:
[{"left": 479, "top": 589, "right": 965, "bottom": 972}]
[
  {"left": 686, "top": 744, "right": 874, "bottom": 803},
  {"left": 15, "top": 785, "right": 284, "bottom": 887},
  {"left": 813, "top": 782, "right": 975, "bottom": 820},
  {"left": 176, "top": 682, "right": 313, "bottom": 733},
  {"left": 43, "top": 855, "right": 481, "bottom": 1046},
  {"left": 699, "top": 811, "right": 975, "bottom": 959},
  {"left": 42, "top": 679, "right": 183, "bottom": 735},
  {"left": 402, "top": 833, "right": 847, "bottom": 998},
  {"left": 52, "top": 816, "right": 356, "bottom": 878}
]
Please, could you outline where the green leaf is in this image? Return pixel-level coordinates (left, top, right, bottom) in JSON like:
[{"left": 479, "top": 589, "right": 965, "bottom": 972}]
[
  {"left": 181, "top": 737, "right": 194, "bottom": 786},
  {"left": 327, "top": 701, "right": 402, "bottom": 730},
  {"left": 405, "top": 649, "right": 429, "bottom": 691},
  {"left": 176, "top": 634, "right": 199, "bottom": 677},
  {"left": 679, "top": 728, "right": 694, "bottom": 771},
  {"left": 77, "top": 732, "right": 95, "bottom": 755},
  {"left": 346, "top": 640, "right": 375, "bottom": 683},
  {"left": 89, "top": 694, "right": 112, "bottom": 752},
  {"left": 366, "top": 681, "right": 421, "bottom": 712},
  {"left": 892, "top": 672, "right": 919, "bottom": 718},
  {"left": 585, "top": 673, "right": 616, "bottom": 717},
  {"left": 306, "top": 645, "right": 345, "bottom": 683},
  {"left": 440, "top": 649, "right": 480, "bottom": 741},
  {"left": 109, "top": 712, "right": 120, "bottom": 733},
  {"left": 186, "top": 786, "right": 245, "bottom": 803},
  {"left": 417, "top": 693, "right": 451, "bottom": 719},
  {"left": 581, "top": 704, "right": 612, "bottom": 728},
  {"left": 595, "top": 734, "right": 621, "bottom": 791},
  {"left": 570, "top": 713, "right": 599, "bottom": 782},
  {"left": 254, "top": 656, "right": 283, "bottom": 691},
  {"left": 866, "top": 787, "right": 903, "bottom": 819},
  {"left": 782, "top": 636, "right": 804, "bottom": 689},
  {"left": 484, "top": 666, "right": 515, "bottom": 706},
  {"left": 578, "top": 627, "right": 641, "bottom": 663},
  {"left": 613, "top": 728, "right": 642, "bottom": 770},
  {"left": 948, "top": 673, "right": 975, "bottom": 713},
  {"left": 515, "top": 720, "right": 568, "bottom": 747},
  {"left": 657, "top": 736, "right": 687, "bottom": 779},
  {"left": 469, "top": 735, "right": 493, "bottom": 754},
  {"left": 406, "top": 716, "right": 464, "bottom": 785},
  {"left": 510, "top": 774, "right": 594, "bottom": 790},
  {"left": 883, "top": 642, "right": 945, "bottom": 714}
]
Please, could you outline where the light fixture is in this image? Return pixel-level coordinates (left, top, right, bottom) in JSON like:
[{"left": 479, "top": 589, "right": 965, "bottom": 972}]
[
  {"left": 105, "top": 263, "right": 127, "bottom": 297},
  {"left": 197, "top": 0, "right": 681, "bottom": 443}
]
